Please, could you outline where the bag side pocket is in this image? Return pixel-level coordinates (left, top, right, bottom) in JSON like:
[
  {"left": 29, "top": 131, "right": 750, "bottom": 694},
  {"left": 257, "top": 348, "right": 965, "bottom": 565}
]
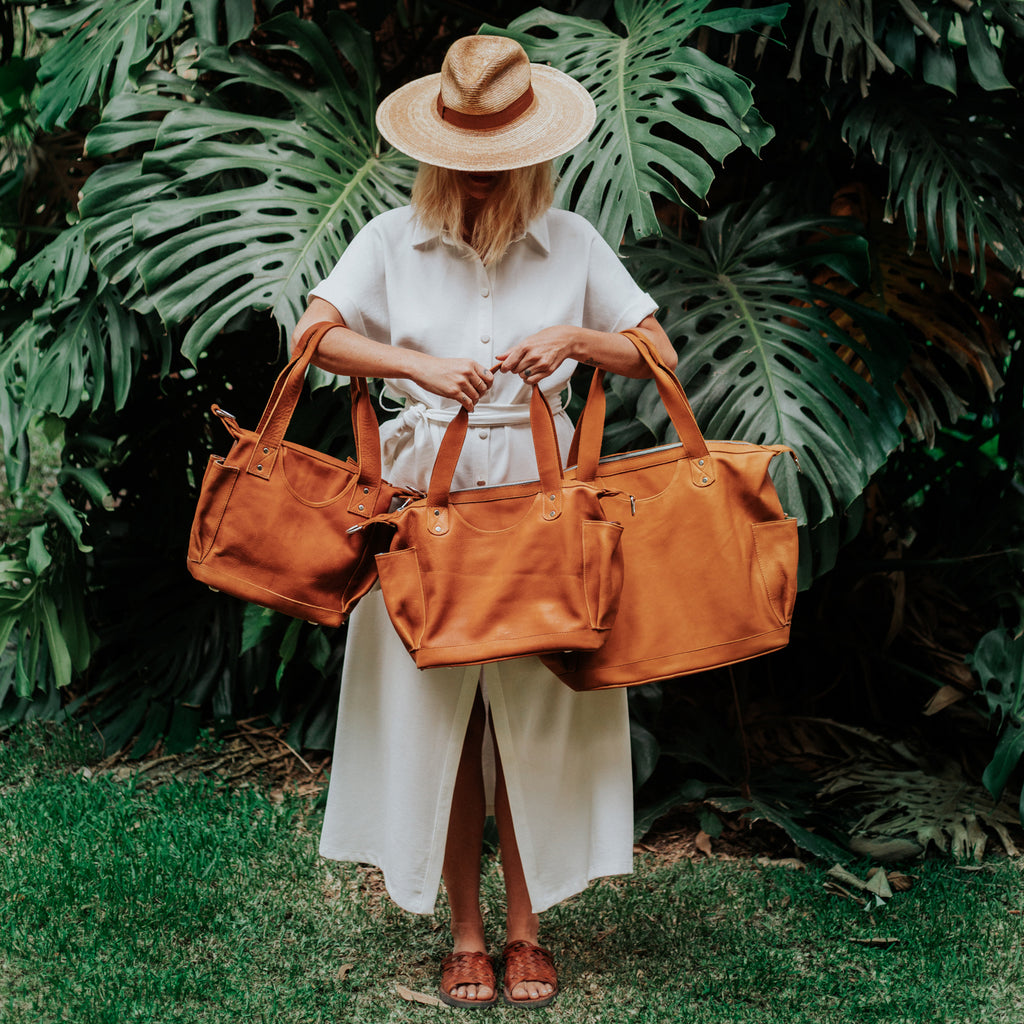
[
  {"left": 189, "top": 457, "right": 239, "bottom": 563},
  {"left": 375, "top": 548, "right": 426, "bottom": 655},
  {"left": 751, "top": 518, "right": 799, "bottom": 627},
  {"left": 581, "top": 520, "right": 625, "bottom": 631}
]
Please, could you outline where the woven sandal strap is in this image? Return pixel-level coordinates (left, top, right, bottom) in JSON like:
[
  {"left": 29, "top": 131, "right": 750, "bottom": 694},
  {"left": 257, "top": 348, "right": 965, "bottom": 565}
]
[
  {"left": 503, "top": 941, "right": 557, "bottom": 989},
  {"left": 441, "top": 951, "right": 496, "bottom": 991}
]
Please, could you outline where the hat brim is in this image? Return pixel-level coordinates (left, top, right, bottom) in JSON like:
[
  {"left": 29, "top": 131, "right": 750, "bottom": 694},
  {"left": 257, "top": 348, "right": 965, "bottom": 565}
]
[{"left": 375, "top": 64, "right": 596, "bottom": 172}]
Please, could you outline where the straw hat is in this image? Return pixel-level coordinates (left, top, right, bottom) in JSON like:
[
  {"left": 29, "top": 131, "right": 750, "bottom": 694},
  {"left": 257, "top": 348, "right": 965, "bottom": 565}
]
[{"left": 375, "top": 35, "right": 596, "bottom": 172}]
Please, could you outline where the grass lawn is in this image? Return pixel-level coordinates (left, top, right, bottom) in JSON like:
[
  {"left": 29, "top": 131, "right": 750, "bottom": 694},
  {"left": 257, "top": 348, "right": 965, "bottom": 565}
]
[{"left": 1, "top": 720, "right": 1022, "bottom": 1023}]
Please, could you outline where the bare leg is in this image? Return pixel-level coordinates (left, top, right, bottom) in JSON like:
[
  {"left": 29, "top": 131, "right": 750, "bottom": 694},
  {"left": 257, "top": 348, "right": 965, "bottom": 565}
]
[
  {"left": 493, "top": 736, "right": 556, "bottom": 1003},
  {"left": 440, "top": 687, "right": 493, "bottom": 1002}
]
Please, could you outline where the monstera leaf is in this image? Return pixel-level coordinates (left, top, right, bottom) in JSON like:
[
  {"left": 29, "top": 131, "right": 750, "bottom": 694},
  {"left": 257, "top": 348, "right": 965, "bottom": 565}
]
[
  {"left": 843, "top": 90, "right": 1024, "bottom": 287},
  {"left": 625, "top": 192, "right": 908, "bottom": 529},
  {"left": 787, "top": 0, "right": 896, "bottom": 92},
  {"left": 29, "top": 0, "right": 253, "bottom": 130},
  {"left": 483, "top": 0, "right": 786, "bottom": 248},
  {"left": 821, "top": 184, "right": 1010, "bottom": 445},
  {"left": 79, "top": 13, "right": 415, "bottom": 365},
  {"left": 4, "top": 224, "right": 151, "bottom": 421},
  {"left": 883, "top": 2, "right": 1015, "bottom": 95}
]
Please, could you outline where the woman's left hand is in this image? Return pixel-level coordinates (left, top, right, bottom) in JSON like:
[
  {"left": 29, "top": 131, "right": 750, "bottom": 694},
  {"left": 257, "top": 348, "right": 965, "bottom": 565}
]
[{"left": 494, "top": 326, "right": 578, "bottom": 384}]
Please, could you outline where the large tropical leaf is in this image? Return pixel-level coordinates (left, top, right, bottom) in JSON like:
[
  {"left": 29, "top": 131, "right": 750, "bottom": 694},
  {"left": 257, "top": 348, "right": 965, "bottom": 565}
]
[
  {"left": 821, "top": 184, "right": 1010, "bottom": 445},
  {"left": 30, "top": 0, "right": 254, "bottom": 130},
  {"left": 842, "top": 89, "right": 1024, "bottom": 286},
  {"left": 882, "top": 1, "right": 1017, "bottom": 95},
  {"left": 79, "top": 12, "right": 415, "bottom": 365},
  {"left": 4, "top": 224, "right": 152, "bottom": 421},
  {"left": 482, "top": 0, "right": 786, "bottom": 248},
  {"left": 788, "top": 0, "right": 1018, "bottom": 96},
  {"left": 787, "top": 0, "right": 897, "bottom": 93},
  {"left": 624, "top": 192, "right": 908, "bottom": 529}
]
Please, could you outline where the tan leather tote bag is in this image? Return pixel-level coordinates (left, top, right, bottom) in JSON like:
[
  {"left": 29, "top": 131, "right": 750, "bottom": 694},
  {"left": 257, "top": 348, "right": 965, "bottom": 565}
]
[
  {"left": 187, "top": 322, "right": 404, "bottom": 626},
  {"left": 542, "top": 329, "right": 799, "bottom": 690},
  {"left": 368, "top": 386, "right": 625, "bottom": 669}
]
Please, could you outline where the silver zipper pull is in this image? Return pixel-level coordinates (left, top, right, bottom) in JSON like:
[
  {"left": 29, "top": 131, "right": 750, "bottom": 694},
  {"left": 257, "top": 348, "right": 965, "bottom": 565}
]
[{"left": 629, "top": 495, "right": 636, "bottom": 516}]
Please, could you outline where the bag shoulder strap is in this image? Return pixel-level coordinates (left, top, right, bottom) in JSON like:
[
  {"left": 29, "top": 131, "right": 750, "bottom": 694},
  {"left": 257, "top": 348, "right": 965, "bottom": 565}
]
[
  {"left": 236, "top": 323, "right": 387, "bottom": 516},
  {"left": 426, "top": 387, "right": 564, "bottom": 535},
  {"left": 571, "top": 329, "right": 711, "bottom": 486}
]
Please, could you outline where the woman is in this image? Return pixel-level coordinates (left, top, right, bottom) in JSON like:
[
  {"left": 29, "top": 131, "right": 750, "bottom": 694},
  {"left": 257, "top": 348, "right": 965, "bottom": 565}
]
[{"left": 292, "top": 35, "right": 676, "bottom": 1008}]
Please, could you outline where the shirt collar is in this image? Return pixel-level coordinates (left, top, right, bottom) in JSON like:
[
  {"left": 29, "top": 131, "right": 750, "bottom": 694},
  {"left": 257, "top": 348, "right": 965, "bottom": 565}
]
[{"left": 410, "top": 211, "right": 551, "bottom": 256}]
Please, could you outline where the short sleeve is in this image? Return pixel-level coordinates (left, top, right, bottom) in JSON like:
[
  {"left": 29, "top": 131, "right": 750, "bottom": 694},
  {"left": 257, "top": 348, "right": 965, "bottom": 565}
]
[
  {"left": 308, "top": 219, "right": 390, "bottom": 343},
  {"left": 580, "top": 221, "right": 658, "bottom": 334}
]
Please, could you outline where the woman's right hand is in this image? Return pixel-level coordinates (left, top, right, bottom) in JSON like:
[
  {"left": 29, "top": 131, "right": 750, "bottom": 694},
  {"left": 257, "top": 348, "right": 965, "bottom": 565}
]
[{"left": 410, "top": 355, "right": 494, "bottom": 410}]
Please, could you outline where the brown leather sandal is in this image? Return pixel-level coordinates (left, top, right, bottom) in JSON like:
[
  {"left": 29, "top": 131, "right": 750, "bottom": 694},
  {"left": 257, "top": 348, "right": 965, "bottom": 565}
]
[
  {"left": 501, "top": 940, "right": 559, "bottom": 1008},
  {"left": 438, "top": 950, "right": 498, "bottom": 1008}
]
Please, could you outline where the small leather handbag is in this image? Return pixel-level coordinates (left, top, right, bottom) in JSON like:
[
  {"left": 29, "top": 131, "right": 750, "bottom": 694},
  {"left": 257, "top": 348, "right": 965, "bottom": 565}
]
[
  {"left": 541, "top": 329, "right": 799, "bottom": 691},
  {"left": 187, "top": 321, "right": 404, "bottom": 626},
  {"left": 367, "top": 386, "right": 626, "bottom": 669}
]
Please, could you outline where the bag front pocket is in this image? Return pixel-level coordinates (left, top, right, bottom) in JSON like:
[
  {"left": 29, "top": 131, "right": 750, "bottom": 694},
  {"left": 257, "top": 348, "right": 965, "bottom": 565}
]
[
  {"left": 375, "top": 547, "right": 426, "bottom": 655},
  {"left": 581, "top": 520, "right": 625, "bottom": 631},
  {"left": 751, "top": 518, "right": 799, "bottom": 626},
  {"left": 189, "top": 457, "right": 239, "bottom": 563}
]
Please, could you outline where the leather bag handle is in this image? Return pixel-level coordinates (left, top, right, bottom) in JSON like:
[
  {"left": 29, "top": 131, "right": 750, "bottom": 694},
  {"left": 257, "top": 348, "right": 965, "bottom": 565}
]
[
  {"left": 569, "top": 329, "right": 713, "bottom": 487},
  {"left": 244, "top": 322, "right": 386, "bottom": 516},
  {"left": 425, "top": 386, "right": 565, "bottom": 535}
]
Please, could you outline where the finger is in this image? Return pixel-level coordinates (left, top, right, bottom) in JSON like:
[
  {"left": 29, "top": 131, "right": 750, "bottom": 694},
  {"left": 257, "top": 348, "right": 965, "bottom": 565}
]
[{"left": 496, "top": 350, "right": 525, "bottom": 373}]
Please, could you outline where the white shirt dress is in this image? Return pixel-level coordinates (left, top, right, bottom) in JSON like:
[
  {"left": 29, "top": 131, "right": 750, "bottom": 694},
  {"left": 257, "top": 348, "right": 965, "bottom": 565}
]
[{"left": 311, "top": 205, "right": 657, "bottom": 915}]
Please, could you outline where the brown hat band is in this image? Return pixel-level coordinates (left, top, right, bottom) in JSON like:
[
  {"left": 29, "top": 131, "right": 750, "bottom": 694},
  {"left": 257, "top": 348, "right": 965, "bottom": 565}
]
[{"left": 436, "top": 86, "right": 535, "bottom": 131}]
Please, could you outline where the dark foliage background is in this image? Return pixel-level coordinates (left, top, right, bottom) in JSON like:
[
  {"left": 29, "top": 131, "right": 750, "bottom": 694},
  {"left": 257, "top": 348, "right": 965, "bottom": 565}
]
[{"left": 1, "top": 0, "right": 1022, "bottom": 854}]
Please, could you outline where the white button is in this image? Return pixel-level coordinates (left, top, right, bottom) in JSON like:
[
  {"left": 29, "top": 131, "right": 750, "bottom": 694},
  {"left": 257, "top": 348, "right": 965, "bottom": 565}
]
[
  {"left": 480, "top": 334, "right": 490, "bottom": 344},
  {"left": 478, "top": 429, "right": 488, "bottom": 439},
  {"left": 481, "top": 287, "right": 490, "bottom": 297}
]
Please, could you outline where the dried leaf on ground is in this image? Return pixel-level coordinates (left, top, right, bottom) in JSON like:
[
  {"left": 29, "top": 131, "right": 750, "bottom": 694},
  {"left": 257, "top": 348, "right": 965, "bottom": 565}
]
[
  {"left": 336, "top": 963, "right": 355, "bottom": 981},
  {"left": 850, "top": 936, "right": 901, "bottom": 949},
  {"left": 756, "top": 857, "right": 806, "bottom": 870},
  {"left": 887, "top": 871, "right": 914, "bottom": 892},
  {"left": 824, "top": 880, "right": 867, "bottom": 905},
  {"left": 827, "top": 864, "right": 872, "bottom": 891},
  {"left": 396, "top": 985, "right": 448, "bottom": 1008},
  {"left": 818, "top": 752, "right": 1022, "bottom": 862},
  {"left": 865, "top": 869, "right": 894, "bottom": 900}
]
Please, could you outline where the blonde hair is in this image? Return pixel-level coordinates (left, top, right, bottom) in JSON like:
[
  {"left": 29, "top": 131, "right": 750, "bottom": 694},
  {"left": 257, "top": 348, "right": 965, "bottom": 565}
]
[{"left": 411, "top": 162, "right": 554, "bottom": 266}]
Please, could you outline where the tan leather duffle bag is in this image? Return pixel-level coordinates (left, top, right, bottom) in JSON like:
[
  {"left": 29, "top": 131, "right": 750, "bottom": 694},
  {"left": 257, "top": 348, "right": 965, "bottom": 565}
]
[
  {"left": 367, "top": 386, "right": 625, "bottom": 668},
  {"left": 542, "top": 329, "right": 799, "bottom": 690},
  {"left": 187, "top": 322, "right": 403, "bottom": 626}
]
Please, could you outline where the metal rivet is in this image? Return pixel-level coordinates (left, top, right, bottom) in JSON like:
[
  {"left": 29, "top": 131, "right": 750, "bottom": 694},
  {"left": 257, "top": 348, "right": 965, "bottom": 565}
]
[
  {"left": 702, "top": 476, "right": 709, "bottom": 484},
  {"left": 434, "top": 525, "right": 442, "bottom": 533},
  {"left": 433, "top": 509, "right": 440, "bottom": 516},
  {"left": 698, "top": 458, "right": 704, "bottom": 466},
  {"left": 358, "top": 504, "right": 365, "bottom": 511},
  {"left": 549, "top": 511, "right": 556, "bottom": 518},
  {"left": 549, "top": 493, "right": 556, "bottom": 501},
  {"left": 363, "top": 487, "right": 369, "bottom": 494},
  {"left": 256, "top": 464, "right": 263, "bottom": 471},
  {"left": 263, "top": 447, "right": 269, "bottom": 454}
]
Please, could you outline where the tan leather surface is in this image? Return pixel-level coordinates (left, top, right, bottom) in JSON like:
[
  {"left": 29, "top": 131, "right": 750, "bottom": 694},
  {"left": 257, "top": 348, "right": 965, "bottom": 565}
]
[
  {"left": 186, "top": 322, "right": 403, "bottom": 627},
  {"left": 544, "top": 329, "right": 799, "bottom": 690},
  {"left": 370, "top": 386, "right": 625, "bottom": 668}
]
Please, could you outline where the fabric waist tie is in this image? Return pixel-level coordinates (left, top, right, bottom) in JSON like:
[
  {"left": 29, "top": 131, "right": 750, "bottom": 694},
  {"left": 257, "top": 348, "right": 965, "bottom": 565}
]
[
  {"left": 414, "top": 398, "right": 565, "bottom": 427},
  {"left": 381, "top": 397, "right": 570, "bottom": 490}
]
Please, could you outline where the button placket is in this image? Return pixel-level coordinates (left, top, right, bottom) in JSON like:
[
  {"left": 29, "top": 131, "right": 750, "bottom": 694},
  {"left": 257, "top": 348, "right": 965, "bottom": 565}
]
[{"left": 478, "top": 264, "right": 494, "bottom": 358}]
